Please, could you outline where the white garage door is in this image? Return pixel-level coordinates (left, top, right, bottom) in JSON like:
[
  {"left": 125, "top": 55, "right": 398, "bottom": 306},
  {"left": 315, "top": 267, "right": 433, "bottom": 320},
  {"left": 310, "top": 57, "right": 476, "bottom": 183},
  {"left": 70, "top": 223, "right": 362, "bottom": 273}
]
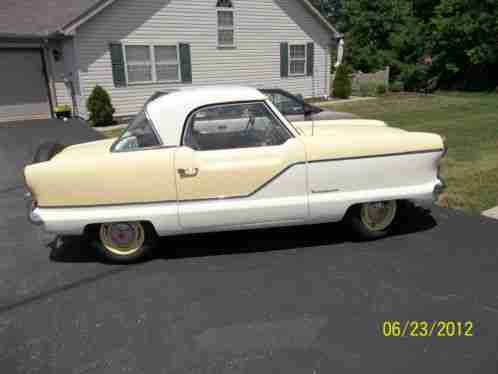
[{"left": 0, "top": 49, "right": 51, "bottom": 122}]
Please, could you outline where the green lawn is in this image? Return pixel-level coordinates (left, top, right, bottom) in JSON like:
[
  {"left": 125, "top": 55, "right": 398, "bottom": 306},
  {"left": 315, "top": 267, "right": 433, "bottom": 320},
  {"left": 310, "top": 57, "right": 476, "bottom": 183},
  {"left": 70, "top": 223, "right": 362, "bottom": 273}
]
[{"left": 318, "top": 92, "right": 498, "bottom": 213}]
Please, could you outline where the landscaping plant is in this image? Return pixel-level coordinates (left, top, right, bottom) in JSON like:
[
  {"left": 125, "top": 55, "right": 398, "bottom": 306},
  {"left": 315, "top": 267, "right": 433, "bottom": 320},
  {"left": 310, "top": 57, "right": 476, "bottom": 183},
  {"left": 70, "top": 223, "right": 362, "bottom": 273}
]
[
  {"left": 86, "top": 85, "right": 115, "bottom": 127},
  {"left": 333, "top": 64, "right": 353, "bottom": 99}
]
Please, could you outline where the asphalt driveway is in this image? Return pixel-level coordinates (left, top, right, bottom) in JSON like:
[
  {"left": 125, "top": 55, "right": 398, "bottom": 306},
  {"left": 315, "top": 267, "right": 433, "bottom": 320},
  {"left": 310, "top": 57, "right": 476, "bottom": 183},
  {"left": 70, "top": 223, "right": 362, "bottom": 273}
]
[
  {"left": 0, "top": 119, "right": 497, "bottom": 373},
  {"left": 0, "top": 118, "right": 103, "bottom": 193}
]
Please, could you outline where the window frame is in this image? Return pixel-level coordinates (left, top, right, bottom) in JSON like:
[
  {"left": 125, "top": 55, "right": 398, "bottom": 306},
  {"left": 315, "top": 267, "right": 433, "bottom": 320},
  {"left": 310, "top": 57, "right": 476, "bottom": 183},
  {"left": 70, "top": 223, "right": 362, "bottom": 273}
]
[
  {"left": 288, "top": 43, "right": 307, "bottom": 76},
  {"left": 122, "top": 43, "right": 182, "bottom": 85},
  {"left": 110, "top": 109, "right": 165, "bottom": 153},
  {"left": 216, "top": 1, "right": 235, "bottom": 48},
  {"left": 181, "top": 100, "right": 294, "bottom": 151}
]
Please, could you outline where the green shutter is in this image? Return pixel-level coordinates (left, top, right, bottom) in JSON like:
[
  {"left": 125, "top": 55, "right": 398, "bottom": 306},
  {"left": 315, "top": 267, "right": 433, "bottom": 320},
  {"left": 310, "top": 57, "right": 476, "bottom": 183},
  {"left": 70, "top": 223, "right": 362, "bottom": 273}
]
[
  {"left": 109, "top": 43, "right": 126, "bottom": 87},
  {"left": 280, "top": 43, "right": 288, "bottom": 78},
  {"left": 307, "top": 43, "right": 314, "bottom": 76},
  {"left": 179, "top": 43, "right": 192, "bottom": 83}
]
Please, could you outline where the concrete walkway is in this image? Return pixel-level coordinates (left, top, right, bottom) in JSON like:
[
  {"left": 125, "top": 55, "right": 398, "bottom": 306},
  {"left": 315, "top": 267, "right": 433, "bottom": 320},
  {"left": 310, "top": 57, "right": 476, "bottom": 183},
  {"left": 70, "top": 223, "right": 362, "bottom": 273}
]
[
  {"left": 318, "top": 96, "right": 377, "bottom": 106},
  {"left": 93, "top": 123, "right": 127, "bottom": 132}
]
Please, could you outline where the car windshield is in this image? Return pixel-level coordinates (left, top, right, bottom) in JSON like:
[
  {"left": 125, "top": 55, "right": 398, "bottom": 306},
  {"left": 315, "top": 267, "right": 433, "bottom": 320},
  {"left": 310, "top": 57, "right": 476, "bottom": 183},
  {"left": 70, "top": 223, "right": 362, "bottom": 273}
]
[{"left": 112, "top": 110, "right": 161, "bottom": 151}]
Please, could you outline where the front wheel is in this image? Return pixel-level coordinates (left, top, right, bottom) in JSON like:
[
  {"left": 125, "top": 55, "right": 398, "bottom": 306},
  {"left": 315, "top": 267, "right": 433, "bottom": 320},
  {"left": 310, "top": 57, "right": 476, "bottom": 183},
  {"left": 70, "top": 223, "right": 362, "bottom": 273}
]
[
  {"left": 347, "top": 201, "right": 398, "bottom": 240},
  {"left": 95, "top": 221, "right": 157, "bottom": 263}
]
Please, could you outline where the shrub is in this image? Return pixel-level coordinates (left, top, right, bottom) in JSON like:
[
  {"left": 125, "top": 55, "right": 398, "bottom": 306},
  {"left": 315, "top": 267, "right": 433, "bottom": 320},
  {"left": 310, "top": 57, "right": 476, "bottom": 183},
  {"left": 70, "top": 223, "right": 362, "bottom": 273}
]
[
  {"left": 358, "top": 82, "right": 377, "bottom": 97},
  {"left": 376, "top": 84, "right": 387, "bottom": 95},
  {"left": 86, "top": 85, "right": 115, "bottom": 127},
  {"left": 333, "top": 64, "right": 353, "bottom": 99},
  {"left": 399, "top": 64, "right": 431, "bottom": 91},
  {"left": 390, "top": 81, "right": 404, "bottom": 92}
]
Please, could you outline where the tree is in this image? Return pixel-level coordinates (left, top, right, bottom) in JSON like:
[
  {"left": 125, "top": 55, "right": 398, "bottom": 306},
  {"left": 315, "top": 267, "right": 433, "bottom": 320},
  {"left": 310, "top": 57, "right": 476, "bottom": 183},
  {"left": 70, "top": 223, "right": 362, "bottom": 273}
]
[{"left": 431, "top": 0, "right": 498, "bottom": 90}]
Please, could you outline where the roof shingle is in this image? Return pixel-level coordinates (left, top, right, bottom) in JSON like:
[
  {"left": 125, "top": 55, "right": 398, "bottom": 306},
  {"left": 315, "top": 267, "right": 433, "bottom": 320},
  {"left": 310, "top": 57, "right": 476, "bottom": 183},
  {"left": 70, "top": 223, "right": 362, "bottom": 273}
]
[{"left": 0, "top": 0, "right": 104, "bottom": 37}]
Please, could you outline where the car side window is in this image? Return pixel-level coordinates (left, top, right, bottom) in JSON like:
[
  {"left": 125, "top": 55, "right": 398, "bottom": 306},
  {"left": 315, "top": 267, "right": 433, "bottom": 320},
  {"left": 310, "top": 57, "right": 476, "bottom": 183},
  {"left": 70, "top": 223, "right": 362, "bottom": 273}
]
[
  {"left": 269, "top": 92, "right": 304, "bottom": 115},
  {"left": 184, "top": 102, "right": 291, "bottom": 151},
  {"left": 112, "top": 110, "right": 161, "bottom": 151}
]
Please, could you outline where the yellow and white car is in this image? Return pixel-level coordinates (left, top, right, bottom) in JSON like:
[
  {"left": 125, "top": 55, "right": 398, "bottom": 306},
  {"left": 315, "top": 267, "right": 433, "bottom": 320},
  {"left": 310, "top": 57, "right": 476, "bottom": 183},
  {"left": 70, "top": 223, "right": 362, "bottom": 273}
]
[{"left": 25, "top": 86, "right": 446, "bottom": 263}]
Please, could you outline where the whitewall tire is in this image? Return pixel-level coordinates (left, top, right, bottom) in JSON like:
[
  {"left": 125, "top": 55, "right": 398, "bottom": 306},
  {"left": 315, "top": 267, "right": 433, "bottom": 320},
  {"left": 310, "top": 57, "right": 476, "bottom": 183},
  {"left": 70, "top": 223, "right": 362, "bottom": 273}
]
[
  {"left": 96, "top": 221, "right": 156, "bottom": 263},
  {"left": 348, "top": 201, "right": 398, "bottom": 240}
]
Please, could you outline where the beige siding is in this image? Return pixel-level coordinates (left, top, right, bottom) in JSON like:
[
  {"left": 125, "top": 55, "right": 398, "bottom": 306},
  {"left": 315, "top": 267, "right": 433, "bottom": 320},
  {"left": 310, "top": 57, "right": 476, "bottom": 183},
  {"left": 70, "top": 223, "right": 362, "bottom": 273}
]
[{"left": 76, "top": 0, "right": 333, "bottom": 118}]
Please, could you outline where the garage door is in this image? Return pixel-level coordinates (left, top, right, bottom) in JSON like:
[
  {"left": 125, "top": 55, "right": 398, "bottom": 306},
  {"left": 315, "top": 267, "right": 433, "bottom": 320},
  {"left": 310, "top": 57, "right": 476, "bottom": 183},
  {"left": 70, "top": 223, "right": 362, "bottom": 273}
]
[{"left": 0, "top": 49, "right": 51, "bottom": 122}]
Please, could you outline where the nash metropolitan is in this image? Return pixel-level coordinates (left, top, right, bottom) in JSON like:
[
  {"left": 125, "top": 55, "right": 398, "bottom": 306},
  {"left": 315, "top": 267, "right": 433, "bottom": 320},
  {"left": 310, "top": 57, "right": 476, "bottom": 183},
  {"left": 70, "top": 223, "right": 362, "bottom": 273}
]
[{"left": 25, "top": 86, "right": 447, "bottom": 263}]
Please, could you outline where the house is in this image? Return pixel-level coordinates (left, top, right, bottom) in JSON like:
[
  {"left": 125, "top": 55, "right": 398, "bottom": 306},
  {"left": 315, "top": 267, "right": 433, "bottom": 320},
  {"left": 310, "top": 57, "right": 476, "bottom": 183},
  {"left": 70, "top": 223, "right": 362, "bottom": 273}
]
[{"left": 0, "top": 0, "right": 343, "bottom": 123}]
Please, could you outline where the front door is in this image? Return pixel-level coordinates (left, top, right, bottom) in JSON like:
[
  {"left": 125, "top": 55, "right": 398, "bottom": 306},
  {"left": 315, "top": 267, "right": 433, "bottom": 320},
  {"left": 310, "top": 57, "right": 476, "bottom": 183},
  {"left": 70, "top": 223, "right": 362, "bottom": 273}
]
[{"left": 175, "top": 101, "right": 308, "bottom": 229}]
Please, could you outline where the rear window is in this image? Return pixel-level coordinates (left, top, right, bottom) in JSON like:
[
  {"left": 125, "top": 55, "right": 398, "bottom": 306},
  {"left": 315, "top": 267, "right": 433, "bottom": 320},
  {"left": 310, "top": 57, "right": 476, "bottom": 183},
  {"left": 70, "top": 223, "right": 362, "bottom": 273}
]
[{"left": 112, "top": 110, "right": 161, "bottom": 152}]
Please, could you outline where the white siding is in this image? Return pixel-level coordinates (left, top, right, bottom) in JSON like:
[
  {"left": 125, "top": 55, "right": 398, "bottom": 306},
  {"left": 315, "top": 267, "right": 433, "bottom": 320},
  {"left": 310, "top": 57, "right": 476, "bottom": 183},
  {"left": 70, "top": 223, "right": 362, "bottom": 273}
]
[{"left": 76, "top": 0, "right": 333, "bottom": 118}]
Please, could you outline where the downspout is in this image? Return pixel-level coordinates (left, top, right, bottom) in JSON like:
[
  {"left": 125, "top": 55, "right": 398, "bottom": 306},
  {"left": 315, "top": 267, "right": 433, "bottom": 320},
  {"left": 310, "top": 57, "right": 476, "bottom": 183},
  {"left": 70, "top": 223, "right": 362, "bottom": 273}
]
[{"left": 41, "top": 37, "right": 55, "bottom": 118}]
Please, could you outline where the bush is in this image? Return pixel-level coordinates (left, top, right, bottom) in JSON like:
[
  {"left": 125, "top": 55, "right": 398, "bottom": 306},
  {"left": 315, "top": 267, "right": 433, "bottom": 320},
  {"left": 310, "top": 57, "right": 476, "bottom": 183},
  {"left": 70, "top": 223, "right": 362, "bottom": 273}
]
[
  {"left": 390, "top": 81, "right": 404, "bottom": 92},
  {"left": 86, "top": 85, "right": 115, "bottom": 127},
  {"left": 399, "top": 64, "right": 431, "bottom": 91},
  {"left": 333, "top": 64, "right": 353, "bottom": 99},
  {"left": 376, "top": 84, "right": 387, "bottom": 95},
  {"left": 358, "top": 82, "right": 377, "bottom": 97}
]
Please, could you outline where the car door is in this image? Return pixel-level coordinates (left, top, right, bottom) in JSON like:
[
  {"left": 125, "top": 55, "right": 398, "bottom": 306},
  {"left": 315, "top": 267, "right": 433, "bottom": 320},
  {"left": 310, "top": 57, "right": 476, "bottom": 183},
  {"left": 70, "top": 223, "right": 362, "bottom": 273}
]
[{"left": 175, "top": 101, "right": 308, "bottom": 229}]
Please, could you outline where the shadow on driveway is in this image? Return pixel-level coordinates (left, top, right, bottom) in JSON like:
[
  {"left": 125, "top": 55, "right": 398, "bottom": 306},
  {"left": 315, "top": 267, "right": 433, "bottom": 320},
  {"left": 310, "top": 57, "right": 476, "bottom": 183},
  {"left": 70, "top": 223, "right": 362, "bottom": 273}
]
[
  {"left": 49, "top": 204, "right": 436, "bottom": 264},
  {"left": 0, "top": 118, "right": 103, "bottom": 192}
]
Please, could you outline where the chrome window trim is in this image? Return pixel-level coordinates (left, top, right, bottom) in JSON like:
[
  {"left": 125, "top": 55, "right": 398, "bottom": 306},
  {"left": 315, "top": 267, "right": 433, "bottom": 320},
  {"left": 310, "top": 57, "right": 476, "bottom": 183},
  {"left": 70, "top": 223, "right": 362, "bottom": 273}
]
[{"left": 110, "top": 108, "right": 164, "bottom": 153}]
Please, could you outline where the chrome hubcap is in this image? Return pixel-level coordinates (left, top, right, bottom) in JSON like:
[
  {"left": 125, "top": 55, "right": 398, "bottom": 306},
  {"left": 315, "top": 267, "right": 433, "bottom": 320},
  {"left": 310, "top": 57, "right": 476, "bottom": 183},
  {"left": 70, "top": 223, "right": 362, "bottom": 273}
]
[
  {"left": 360, "top": 201, "right": 397, "bottom": 231},
  {"left": 99, "top": 222, "right": 145, "bottom": 256}
]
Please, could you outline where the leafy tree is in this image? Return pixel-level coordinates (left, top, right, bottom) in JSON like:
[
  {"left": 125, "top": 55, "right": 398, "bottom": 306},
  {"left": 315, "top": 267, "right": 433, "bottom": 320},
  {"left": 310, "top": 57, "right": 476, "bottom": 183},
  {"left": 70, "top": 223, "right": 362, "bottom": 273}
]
[
  {"left": 431, "top": 0, "right": 498, "bottom": 90},
  {"left": 86, "top": 85, "right": 115, "bottom": 127}
]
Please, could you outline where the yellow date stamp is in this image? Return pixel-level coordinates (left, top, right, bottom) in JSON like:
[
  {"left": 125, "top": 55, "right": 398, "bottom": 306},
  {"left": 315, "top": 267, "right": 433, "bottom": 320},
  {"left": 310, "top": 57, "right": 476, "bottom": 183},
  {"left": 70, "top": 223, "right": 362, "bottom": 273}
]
[{"left": 382, "top": 320, "right": 474, "bottom": 337}]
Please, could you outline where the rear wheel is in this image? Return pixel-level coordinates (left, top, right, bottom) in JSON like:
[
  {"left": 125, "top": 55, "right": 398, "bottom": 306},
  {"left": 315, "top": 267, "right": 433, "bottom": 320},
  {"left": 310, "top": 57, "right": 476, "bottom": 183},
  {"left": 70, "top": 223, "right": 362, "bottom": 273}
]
[
  {"left": 348, "top": 201, "right": 398, "bottom": 240},
  {"left": 95, "top": 221, "right": 157, "bottom": 263}
]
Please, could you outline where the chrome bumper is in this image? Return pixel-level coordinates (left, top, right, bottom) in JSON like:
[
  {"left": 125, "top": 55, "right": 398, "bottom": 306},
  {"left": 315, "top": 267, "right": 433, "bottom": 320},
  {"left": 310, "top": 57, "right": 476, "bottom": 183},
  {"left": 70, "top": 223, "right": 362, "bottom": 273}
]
[
  {"left": 433, "top": 179, "right": 447, "bottom": 200},
  {"left": 25, "top": 191, "right": 43, "bottom": 225}
]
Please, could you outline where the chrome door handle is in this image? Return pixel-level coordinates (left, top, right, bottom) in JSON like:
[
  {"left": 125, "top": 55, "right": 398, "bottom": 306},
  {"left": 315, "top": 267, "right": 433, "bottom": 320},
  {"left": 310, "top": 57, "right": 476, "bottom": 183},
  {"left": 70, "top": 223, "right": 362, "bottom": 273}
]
[{"left": 177, "top": 167, "right": 199, "bottom": 177}]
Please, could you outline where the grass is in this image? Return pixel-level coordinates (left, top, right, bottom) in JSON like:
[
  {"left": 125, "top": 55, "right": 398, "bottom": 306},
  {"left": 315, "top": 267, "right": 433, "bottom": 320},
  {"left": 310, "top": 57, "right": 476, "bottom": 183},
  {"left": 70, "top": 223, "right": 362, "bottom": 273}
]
[{"left": 318, "top": 92, "right": 498, "bottom": 213}]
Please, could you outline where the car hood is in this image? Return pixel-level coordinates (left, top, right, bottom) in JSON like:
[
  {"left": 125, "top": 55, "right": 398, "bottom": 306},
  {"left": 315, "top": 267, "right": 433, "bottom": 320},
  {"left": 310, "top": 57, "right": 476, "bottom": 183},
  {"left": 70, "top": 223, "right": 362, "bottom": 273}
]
[
  {"left": 293, "top": 119, "right": 392, "bottom": 136},
  {"left": 52, "top": 138, "right": 117, "bottom": 161},
  {"left": 297, "top": 122, "right": 444, "bottom": 161},
  {"left": 313, "top": 109, "right": 358, "bottom": 120}
]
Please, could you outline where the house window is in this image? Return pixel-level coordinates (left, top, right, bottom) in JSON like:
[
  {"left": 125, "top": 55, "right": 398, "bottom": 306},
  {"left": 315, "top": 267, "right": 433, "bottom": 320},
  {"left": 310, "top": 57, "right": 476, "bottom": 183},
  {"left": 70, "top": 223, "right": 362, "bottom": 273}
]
[
  {"left": 217, "top": 0, "right": 234, "bottom": 47},
  {"left": 123, "top": 44, "right": 181, "bottom": 84},
  {"left": 125, "top": 45, "right": 153, "bottom": 83},
  {"left": 289, "top": 44, "right": 306, "bottom": 75},
  {"left": 154, "top": 46, "right": 180, "bottom": 82}
]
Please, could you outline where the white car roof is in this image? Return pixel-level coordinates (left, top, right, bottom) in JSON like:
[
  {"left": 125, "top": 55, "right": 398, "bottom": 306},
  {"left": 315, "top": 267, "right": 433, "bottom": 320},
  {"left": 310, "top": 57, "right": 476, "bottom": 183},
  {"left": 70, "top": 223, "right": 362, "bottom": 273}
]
[{"left": 146, "top": 86, "right": 267, "bottom": 146}]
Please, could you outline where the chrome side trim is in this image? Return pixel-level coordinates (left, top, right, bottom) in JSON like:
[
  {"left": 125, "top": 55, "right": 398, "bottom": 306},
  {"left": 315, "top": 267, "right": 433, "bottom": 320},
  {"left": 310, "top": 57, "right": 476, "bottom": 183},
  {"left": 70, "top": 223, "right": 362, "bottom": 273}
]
[{"left": 311, "top": 189, "right": 340, "bottom": 194}]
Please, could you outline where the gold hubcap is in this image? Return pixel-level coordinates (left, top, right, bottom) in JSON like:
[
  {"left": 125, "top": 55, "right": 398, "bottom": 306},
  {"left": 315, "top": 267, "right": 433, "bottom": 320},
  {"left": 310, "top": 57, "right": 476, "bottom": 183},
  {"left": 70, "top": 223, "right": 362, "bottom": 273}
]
[
  {"left": 360, "top": 201, "right": 397, "bottom": 231},
  {"left": 99, "top": 222, "right": 145, "bottom": 256}
]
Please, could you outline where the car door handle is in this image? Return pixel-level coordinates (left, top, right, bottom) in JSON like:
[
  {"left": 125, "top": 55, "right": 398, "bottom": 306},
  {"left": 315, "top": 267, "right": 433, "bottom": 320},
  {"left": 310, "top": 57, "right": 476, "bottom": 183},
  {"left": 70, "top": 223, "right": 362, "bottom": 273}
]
[{"left": 177, "top": 167, "right": 199, "bottom": 177}]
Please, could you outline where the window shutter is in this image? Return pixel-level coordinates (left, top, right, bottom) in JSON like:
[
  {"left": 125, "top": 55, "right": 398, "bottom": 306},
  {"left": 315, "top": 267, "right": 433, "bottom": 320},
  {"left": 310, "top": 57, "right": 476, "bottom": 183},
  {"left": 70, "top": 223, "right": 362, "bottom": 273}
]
[
  {"left": 179, "top": 43, "right": 192, "bottom": 83},
  {"left": 109, "top": 43, "right": 126, "bottom": 87},
  {"left": 280, "top": 43, "right": 288, "bottom": 78},
  {"left": 307, "top": 43, "right": 314, "bottom": 76}
]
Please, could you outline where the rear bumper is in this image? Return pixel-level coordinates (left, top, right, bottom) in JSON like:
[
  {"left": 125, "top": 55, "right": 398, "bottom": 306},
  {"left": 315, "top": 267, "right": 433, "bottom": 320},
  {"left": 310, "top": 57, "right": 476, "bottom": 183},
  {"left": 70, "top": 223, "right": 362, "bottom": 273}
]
[{"left": 409, "top": 178, "right": 446, "bottom": 209}]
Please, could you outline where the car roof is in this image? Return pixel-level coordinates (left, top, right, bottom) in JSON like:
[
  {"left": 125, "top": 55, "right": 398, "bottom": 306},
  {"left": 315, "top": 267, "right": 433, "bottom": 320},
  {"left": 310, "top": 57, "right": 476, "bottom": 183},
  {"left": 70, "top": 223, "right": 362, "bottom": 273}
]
[{"left": 146, "top": 85, "right": 267, "bottom": 146}]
